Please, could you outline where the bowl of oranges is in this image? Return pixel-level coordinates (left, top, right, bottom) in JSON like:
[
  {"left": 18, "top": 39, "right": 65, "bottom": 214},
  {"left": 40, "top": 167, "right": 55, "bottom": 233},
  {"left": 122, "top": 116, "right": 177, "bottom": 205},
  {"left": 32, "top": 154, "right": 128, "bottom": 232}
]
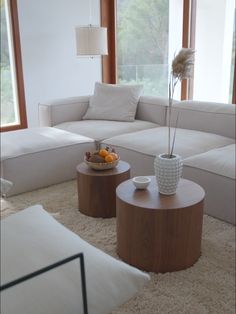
[{"left": 84, "top": 146, "right": 120, "bottom": 170}]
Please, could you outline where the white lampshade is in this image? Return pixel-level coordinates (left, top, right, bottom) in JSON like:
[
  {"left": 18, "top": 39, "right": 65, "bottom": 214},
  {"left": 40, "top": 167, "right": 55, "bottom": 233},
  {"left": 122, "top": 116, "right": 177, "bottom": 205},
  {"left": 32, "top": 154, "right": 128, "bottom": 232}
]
[{"left": 75, "top": 26, "right": 108, "bottom": 56}]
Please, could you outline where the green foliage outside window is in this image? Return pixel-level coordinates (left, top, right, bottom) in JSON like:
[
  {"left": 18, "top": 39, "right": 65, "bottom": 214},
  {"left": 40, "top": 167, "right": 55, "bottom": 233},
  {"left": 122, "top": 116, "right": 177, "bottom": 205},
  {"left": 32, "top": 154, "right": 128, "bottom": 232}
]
[
  {"left": 117, "top": 0, "right": 169, "bottom": 96},
  {"left": 1, "top": 1, "right": 17, "bottom": 126}
]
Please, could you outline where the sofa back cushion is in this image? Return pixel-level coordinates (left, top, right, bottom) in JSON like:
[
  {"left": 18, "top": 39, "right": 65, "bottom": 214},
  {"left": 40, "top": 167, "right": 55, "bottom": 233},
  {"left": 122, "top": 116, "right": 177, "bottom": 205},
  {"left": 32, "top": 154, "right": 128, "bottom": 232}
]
[
  {"left": 170, "top": 100, "right": 236, "bottom": 139},
  {"left": 136, "top": 96, "right": 171, "bottom": 125},
  {"left": 39, "top": 96, "right": 90, "bottom": 127},
  {"left": 83, "top": 82, "right": 143, "bottom": 122}
]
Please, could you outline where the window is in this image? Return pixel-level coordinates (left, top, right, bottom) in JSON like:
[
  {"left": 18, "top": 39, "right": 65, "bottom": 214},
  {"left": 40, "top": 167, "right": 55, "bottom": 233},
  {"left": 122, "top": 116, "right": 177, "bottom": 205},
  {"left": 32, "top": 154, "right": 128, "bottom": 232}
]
[
  {"left": 116, "top": 0, "right": 183, "bottom": 98},
  {"left": 193, "top": 0, "right": 235, "bottom": 103},
  {"left": 101, "top": 0, "right": 236, "bottom": 104},
  {"left": 0, "top": 0, "right": 27, "bottom": 131}
]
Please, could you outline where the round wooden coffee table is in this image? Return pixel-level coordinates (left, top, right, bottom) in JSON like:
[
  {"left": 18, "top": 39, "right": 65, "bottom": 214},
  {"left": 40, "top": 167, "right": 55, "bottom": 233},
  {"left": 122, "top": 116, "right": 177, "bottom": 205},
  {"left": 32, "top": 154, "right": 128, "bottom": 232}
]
[
  {"left": 116, "top": 177, "right": 205, "bottom": 273},
  {"left": 77, "top": 161, "right": 130, "bottom": 218}
]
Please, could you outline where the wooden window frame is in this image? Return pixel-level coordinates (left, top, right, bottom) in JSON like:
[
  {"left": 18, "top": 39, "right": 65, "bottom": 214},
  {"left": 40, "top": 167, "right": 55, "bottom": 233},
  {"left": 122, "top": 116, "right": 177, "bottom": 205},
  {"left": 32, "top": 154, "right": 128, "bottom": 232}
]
[
  {"left": 181, "top": 0, "right": 196, "bottom": 100},
  {"left": 101, "top": 0, "right": 236, "bottom": 103},
  {"left": 100, "top": 0, "right": 117, "bottom": 84},
  {"left": 233, "top": 51, "right": 236, "bottom": 104},
  {"left": 1, "top": 0, "right": 27, "bottom": 132}
]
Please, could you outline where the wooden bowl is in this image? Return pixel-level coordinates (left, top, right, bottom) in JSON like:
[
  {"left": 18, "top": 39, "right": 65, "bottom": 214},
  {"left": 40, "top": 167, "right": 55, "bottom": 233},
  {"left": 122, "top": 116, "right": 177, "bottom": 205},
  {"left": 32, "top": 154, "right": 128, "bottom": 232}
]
[{"left": 84, "top": 157, "right": 120, "bottom": 171}]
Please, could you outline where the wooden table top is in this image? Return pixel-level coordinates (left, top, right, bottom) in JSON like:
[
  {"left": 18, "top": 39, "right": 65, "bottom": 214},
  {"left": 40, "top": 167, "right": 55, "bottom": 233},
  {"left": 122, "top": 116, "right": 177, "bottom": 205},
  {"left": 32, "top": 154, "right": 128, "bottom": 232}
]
[
  {"left": 77, "top": 160, "right": 130, "bottom": 177},
  {"left": 116, "top": 177, "right": 205, "bottom": 210}
]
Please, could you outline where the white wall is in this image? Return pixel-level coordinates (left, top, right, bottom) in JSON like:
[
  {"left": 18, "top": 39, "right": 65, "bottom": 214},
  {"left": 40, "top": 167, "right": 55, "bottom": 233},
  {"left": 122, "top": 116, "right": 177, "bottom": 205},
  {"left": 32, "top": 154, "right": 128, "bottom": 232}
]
[
  {"left": 193, "top": 0, "right": 234, "bottom": 103},
  {"left": 17, "top": 0, "right": 102, "bottom": 127}
]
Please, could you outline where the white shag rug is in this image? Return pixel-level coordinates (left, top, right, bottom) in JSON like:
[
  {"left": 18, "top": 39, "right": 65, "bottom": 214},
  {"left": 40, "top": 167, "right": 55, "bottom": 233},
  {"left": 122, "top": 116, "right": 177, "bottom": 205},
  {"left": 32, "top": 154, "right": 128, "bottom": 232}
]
[{"left": 1, "top": 180, "right": 235, "bottom": 314}]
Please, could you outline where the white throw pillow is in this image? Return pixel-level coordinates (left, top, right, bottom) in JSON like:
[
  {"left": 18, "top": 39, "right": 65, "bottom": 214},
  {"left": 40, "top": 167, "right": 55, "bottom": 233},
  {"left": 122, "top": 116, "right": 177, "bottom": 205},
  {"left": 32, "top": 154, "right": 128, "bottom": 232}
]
[
  {"left": 1, "top": 205, "right": 150, "bottom": 314},
  {"left": 83, "top": 82, "right": 143, "bottom": 121}
]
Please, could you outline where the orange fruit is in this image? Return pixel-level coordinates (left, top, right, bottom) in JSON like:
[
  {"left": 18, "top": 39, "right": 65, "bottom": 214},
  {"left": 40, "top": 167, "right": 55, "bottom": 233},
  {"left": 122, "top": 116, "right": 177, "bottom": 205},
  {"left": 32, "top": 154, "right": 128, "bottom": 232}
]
[
  {"left": 105, "top": 154, "right": 114, "bottom": 162},
  {"left": 109, "top": 152, "right": 118, "bottom": 160},
  {"left": 99, "top": 149, "right": 109, "bottom": 157}
]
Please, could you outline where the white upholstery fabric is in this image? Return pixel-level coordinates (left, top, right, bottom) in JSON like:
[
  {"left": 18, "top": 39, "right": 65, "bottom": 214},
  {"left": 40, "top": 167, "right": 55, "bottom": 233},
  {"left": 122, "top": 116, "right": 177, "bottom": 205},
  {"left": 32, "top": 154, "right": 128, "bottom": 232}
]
[
  {"left": 184, "top": 144, "right": 236, "bottom": 179},
  {"left": 1, "top": 206, "right": 150, "bottom": 314},
  {"left": 104, "top": 146, "right": 156, "bottom": 177},
  {"left": 1, "top": 127, "right": 93, "bottom": 160},
  {"left": 136, "top": 95, "right": 177, "bottom": 125},
  {"left": 1, "top": 128, "right": 95, "bottom": 195},
  {"left": 183, "top": 144, "right": 236, "bottom": 224},
  {"left": 38, "top": 95, "right": 169, "bottom": 128},
  {"left": 55, "top": 119, "right": 159, "bottom": 141},
  {"left": 83, "top": 82, "right": 143, "bottom": 121},
  {"left": 103, "top": 127, "right": 235, "bottom": 159},
  {"left": 175, "top": 100, "right": 235, "bottom": 114},
  {"left": 38, "top": 95, "right": 235, "bottom": 139},
  {"left": 39, "top": 96, "right": 90, "bottom": 127},
  {"left": 183, "top": 167, "right": 235, "bottom": 225},
  {"left": 170, "top": 100, "right": 236, "bottom": 139}
]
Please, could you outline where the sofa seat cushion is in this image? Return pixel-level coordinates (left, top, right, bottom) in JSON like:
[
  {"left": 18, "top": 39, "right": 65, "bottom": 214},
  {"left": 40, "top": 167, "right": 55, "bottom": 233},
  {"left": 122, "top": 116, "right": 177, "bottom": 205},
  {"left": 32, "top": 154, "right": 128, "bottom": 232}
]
[
  {"left": 1, "top": 127, "right": 94, "bottom": 161},
  {"left": 1, "top": 205, "right": 150, "bottom": 314},
  {"left": 183, "top": 144, "right": 235, "bottom": 179},
  {"left": 1, "top": 127, "right": 95, "bottom": 195},
  {"left": 103, "top": 127, "right": 235, "bottom": 159},
  {"left": 54, "top": 119, "right": 159, "bottom": 141}
]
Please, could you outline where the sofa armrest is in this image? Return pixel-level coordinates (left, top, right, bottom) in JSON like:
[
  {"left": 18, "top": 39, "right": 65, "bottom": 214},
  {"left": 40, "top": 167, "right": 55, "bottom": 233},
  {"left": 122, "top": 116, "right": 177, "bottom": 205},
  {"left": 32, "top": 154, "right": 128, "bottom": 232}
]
[{"left": 38, "top": 96, "right": 90, "bottom": 127}]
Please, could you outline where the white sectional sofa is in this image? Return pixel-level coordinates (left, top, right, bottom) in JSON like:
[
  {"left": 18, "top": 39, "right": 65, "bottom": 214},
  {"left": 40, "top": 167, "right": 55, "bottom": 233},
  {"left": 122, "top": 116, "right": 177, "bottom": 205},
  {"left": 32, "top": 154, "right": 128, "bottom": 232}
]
[
  {"left": 38, "top": 95, "right": 235, "bottom": 224},
  {"left": 1, "top": 95, "right": 235, "bottom": 224}
]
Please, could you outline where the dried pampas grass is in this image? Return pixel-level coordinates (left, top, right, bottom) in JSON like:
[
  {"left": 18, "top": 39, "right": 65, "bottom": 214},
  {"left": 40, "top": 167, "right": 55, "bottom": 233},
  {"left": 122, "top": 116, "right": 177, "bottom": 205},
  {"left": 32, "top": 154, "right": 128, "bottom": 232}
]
[
  {"left": 167, "top": 48, "right": 195, "bottom": 157},
  {"left": 172, "top": 48, "right": 195, "bottom": 80}
]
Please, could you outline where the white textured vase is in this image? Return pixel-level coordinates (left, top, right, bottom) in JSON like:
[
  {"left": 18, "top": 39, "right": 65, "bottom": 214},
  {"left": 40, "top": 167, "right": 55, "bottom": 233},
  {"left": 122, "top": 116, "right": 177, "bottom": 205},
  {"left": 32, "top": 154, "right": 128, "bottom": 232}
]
[{"left": 154, "top": 154, "right": 183, "bottom": 195}]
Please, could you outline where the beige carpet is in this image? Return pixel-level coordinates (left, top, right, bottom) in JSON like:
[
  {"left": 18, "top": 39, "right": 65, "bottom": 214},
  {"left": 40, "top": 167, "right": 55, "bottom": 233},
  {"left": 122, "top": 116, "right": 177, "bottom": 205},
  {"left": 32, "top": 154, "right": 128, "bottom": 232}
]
[{"left": 1, "top": 180, "right": 235, "bottom": 314}]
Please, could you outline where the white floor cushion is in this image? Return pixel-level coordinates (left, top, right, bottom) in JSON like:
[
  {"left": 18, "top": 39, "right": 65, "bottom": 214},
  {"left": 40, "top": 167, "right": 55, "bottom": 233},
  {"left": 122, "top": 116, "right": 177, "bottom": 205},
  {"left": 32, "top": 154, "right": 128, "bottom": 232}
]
[{"left": 1, "top": 205, "right": 150, "bottom": 314}]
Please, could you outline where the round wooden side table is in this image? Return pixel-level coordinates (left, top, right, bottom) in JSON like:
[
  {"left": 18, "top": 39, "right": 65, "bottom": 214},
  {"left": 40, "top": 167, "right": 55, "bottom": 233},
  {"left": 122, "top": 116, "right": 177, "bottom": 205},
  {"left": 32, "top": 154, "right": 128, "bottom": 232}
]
[
  {"left": 77, "top": 161, "right": 130, "bottom": 218},
  {"left": 116, "top": 177, "right": 205, "bottom": 273}
]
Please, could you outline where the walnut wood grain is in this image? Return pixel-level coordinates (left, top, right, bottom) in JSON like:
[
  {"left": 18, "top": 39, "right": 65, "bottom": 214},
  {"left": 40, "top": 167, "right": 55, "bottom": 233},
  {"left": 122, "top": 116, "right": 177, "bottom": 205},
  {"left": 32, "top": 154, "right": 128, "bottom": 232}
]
[
  {"left": 116, "top": 177, "right": 205, "bottom": 273},
  {"left": 77, "top": 161, "right": 130, "bottom": 218}
]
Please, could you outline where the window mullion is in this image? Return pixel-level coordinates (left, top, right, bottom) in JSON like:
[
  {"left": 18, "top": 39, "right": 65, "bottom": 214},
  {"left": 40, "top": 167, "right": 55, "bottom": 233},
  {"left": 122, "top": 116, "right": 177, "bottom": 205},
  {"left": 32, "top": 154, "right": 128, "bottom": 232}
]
[
  {"left": 181, "top": 0, "right": 196, "bottom": 100},
  {"left": 101, "top": 0, "right": 117, "bottom": 84},
  {"left": 1, "top": 0, "right": 27, "bottom": 132}
]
